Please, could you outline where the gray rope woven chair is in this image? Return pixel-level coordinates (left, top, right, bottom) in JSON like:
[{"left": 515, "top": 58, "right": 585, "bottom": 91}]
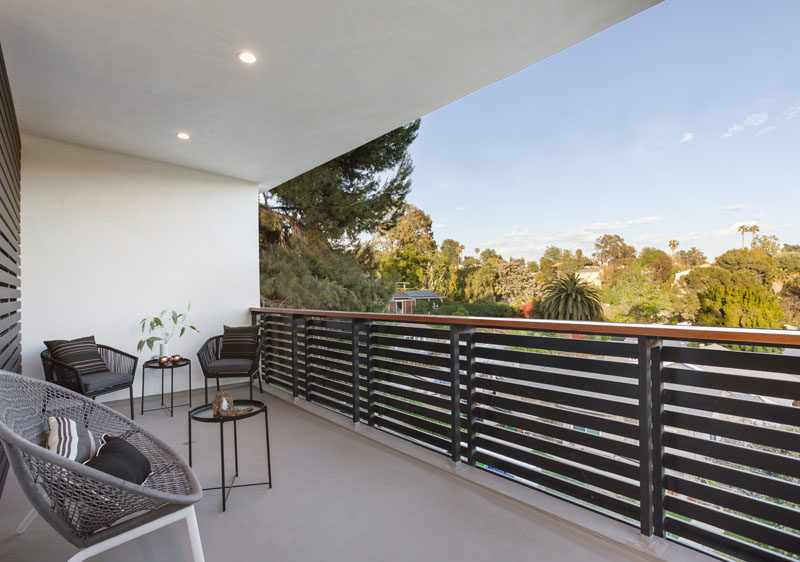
[
  {"left": 197, "top": 335, "right": 263, "bottom": 403},
  {"left": 41, "top": 344, "right": 138, "bottom": 419},
  {"left": 0, "top": 371, "right": 205, "bottom": 561}
]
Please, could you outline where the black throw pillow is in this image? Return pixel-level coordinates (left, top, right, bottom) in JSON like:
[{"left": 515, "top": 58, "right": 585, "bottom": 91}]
[
  {"left": 220, "top": 325, "right": 259, "bottom": 359},
  {"left": 84, "top": 435, "right": 151, "bottom": 485}
]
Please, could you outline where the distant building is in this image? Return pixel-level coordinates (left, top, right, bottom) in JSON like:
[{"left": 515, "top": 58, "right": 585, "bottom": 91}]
[
  {"left": 673, "top": 263, "right": 711, "bottom": 284},
  {"left": 575, "top": 266, "right": 602, "bottom": 286},
  {"left": 390, "top": 290, "right": 445, "bottom": 314}
]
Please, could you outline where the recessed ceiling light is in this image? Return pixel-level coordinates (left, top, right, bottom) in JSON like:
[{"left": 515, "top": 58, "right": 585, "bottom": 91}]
[
  {"left": 176, "top": 132, "right": 190, "bottom": 140},
  {"left": 238, "top": 50, "right": 257, "bottom": 64}
]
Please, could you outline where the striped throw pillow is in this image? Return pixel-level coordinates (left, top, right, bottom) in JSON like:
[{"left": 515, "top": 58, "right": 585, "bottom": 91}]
[
  {"left": 47, "top": 416, "right": 97, "bottom": 463},
  {"left": 44, "top": 335, "right": 108, "bottom": 376},
  {"left": 220, "top": 325, "right": 259, "bottom": 359}
]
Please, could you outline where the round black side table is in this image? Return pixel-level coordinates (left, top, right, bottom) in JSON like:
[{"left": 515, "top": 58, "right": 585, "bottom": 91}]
[
  {"left": 188, "top": 399, "right": 272, "bottom": 512},
  {"left": 141, "top": 358, "right": 191, "bottom": 417}
]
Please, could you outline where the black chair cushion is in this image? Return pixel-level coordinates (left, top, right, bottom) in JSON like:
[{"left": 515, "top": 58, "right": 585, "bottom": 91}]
[
  {"left": 84, "top": 434, "right": 151, "bottom": 484},
  {"left": 220, "top": 325, "right": 259, "bottom": 359},
  {"left": 80, "top": 371, "right": 134, "bottom": 393},
  {"left": 44, "top": 336, "right": 108, "bottom": 376},
  {"left": 205, "top": 358, "right": 253, "bottom": 375}
]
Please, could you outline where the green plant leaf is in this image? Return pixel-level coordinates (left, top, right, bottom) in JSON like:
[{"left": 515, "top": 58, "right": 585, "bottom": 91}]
[
  {"left": 180, "top": 327, "right": 185, "bottom": 337},
  {"left": 154, "top": 317, "right": 163, "bottom": 327},
  {"left": 189, "top": 325, "right": 198, "bottom": 332},
  {"left": 137, "top": 341, "right": 144, "bottom": 352},
  {"left": 172, "top": 310, "right": 178, "bottom": 324}
]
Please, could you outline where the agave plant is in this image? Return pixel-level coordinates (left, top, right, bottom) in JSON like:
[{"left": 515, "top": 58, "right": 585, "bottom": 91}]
[{"left": 541, "top": 273, "right": 603, "bottom": 321}]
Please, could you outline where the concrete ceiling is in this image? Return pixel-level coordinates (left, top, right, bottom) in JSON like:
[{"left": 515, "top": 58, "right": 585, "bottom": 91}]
[{"left": 0, "top": 0, "right": 660, "bottom": 187}]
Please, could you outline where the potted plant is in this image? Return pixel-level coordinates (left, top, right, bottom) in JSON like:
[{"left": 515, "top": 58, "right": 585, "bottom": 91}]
[{"left": 137, "top": 305, "right": 199, "bottom": 358}]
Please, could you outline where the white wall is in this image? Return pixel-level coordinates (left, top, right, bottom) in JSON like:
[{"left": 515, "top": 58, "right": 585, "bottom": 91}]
[{"left": 20, "top": 134, "right": 260, "bottom": 400}]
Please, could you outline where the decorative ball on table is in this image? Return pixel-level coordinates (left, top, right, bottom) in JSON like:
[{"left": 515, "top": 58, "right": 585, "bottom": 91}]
[
  {"left": 157, "top": 356, "right": 169, "bottom": 366},
  {"left": 170, "top": 354, "right": 182, "bottom": 363}
]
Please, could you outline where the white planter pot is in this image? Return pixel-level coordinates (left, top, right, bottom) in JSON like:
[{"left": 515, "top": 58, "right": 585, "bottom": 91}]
[{"left": 159, "top": 343, "right": 168, "bottom": 358}]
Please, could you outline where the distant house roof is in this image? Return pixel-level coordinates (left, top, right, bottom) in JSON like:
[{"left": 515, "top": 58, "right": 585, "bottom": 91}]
[{"left": 391, "top": 290, "right": 445, "bottom": 300}]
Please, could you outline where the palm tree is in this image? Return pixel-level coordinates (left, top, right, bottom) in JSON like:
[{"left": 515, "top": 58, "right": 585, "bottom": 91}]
[
  {"left": 541, "top": 273, "right": 604, "bottom": 321},
  {"left": 748, "top": 224, "right": 760, "bottom": 247},
  {"left": 668, "top": 239, "right": 679, "bottom": 256},
  {"left": 737, "top": 225, "right": 748, "bottom": 248}
]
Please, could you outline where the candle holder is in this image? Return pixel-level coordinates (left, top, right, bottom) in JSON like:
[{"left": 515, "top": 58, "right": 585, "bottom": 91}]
[
  {"left": 170, "top": 354, "right": 182, "bottom": 363},
  {"left": 157, "top": 356, "right": 170, "bottom": 366}
]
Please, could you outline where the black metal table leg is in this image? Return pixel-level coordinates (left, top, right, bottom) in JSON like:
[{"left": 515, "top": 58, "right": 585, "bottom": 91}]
[
  {"left": 160, "top": 367, "right": 165, "bottom": 407},
  {"left": 189, "top": 362, "right": 192, "bottom": 407},
  {"left": 234, "top": 419, "right": 239, "bottom": 475},
  {"left": 188, "top": 412, "right": 193, "bottom": 467},
  {"left": 220, "top": 421, "right": 226, "bottom": 512},
  {"left": 170, "top": 366, "right": 174, "bottom": 417},
  {"left": 265, "top": 407, "right": 272, "bottom": 488},
  {"left": 141, "top": 367, "right": 146, "bottom": 415}
]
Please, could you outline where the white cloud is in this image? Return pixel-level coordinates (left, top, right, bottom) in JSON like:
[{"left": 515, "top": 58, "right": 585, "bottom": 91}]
[
  {"left": 755, "top": 126, "right": 775, "bottom": 137},
  {"left": 679, "top": 132, "right": 694, "bottom": 144},
  {"left": 433, "top": 223, "right": 447, "bottom": 231},
  {"left": 455, "top": 206, "right": 465, "bottom": 212},
  {"left": 626, "top": 216, "right": 661, "bottom": 226},
  {"left": 722, "top": 112, "right": 769, "bottom": 138},
  {"left": 718, "top": 203, "right": 749, "bottom": 212},
  {"left": 486, "top": 217, "right": 661, "bottom": 260},
  {"left": 743, "top": 113, "right": 768, "bottom": 127},
  {"left": 722, "top": 124, "right": 744, "bottom": 138},
  {"left": 785, "top": 103, "right": 800, "bottom": 120}
]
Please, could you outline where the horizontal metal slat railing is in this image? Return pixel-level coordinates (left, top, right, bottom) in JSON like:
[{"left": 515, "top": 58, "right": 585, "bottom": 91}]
[{"left": 251, "top": 307, "right": 800, "bottom": 562}]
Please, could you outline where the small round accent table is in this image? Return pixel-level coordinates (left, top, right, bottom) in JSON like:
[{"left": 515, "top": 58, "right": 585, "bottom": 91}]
[
  {"left": 188, "top": 399, "right": 272, "bottom": 512},
  {"left": 141, "top": 358, "right": 191, "bottom": 417}
]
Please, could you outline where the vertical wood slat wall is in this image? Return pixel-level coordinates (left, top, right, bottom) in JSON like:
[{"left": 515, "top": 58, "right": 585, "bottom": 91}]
[{"left": 0, "top": 41, "right": 23, "bottom": 498}]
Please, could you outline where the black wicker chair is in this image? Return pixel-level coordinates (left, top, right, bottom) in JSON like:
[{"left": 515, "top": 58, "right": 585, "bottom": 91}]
[
  {"left": 197, "top": 335, "right": 262, "bottom": 402},
  {"left": 41, "top": 345, "right": 138, "bottom": 419}
]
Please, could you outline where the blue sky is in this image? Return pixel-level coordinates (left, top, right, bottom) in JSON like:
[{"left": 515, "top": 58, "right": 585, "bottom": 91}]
[{"left": 406, "top": 0, "right": 800, "bottom": 262}]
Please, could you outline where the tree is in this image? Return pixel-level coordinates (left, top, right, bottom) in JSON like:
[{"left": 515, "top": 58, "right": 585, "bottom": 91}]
[
  {"left": 594, "top": 234, "right": 636, "bottom": 266},
  {"left": 378, "top": 246, "right": 428, "bottom": 288},
  {"left": 716, "top": 248, "right": 778, "bottom": 285},
  {"left": 672, "top": 265, "right": 762, "bottom": 323},
  {"left": 784, "top": 243, "right": 800, "bottom": 253},
  {"left": 540, "top": 273, "right": 603, "bottom": 321},
  {"left": 263, "top": 120, "right": 420, "bottom": 242},
  {"left": 439, "top": 239, "right": 463, "bottom": 268},
  {"left": 779, "top": 278, "right": 800, "bottom": 325},
  {"left": 669, "top": 239, "right": 679, "bottom": 255},
  {"left": 603, "top": 262, "right": 669, "bottom": 322},
  {"left": 479, "top": 248, "right": 500, "bottom": 263},
  {"left": 675, "top": 247, "right": 707, "bottom": 268},
  {"left": 377, "top": 203, "right": 436, "bottom": 258},
  {"left": 737, "top": 225, "right": 748, "bottom": 249},
  {"left": 260, "top": 233, "right": 392, "bottom": 311},
  {"left": 752, "top": 234, "right": 781, "bottom": 256},
  {"left": 464, "top": 260, "right": 499, "bottom": 302},
  {"left": 495, "top": 259, "right": 538, "bottom": 306},
  {"left": 777, "top": 252, "right": 800, "bottom": 274},
  {"left": 748, "top": 224, "right": 761, "bottom": 246},
  {"left": 696, "top": 283, "right": 784, "bottom": 329}
]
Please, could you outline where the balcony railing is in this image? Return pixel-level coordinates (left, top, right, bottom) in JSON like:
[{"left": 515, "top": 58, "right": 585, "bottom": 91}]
[{"left": 250, "top": 307, "right": 800, "bottom": 561}]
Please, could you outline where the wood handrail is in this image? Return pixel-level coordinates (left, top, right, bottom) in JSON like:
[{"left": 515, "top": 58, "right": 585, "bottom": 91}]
[{"left": 250, "top": 307, "right": 800, "bottom": 347}]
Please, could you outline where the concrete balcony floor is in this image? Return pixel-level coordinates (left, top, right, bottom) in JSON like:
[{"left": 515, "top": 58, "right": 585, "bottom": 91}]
[{"left": 0, "top": 383, "right": 712, "bottom": 561}]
